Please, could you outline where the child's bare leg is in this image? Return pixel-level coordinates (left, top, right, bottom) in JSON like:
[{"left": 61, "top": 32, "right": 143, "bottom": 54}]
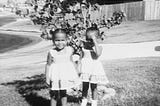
[
  {"left": 91, "top": 83, "right": 98, "bottom": 106},
  {"left": 50, "top": 90, "right": 58, "bottom": 106},
  {"left": 61, "top": 97, "right": 67, "bottom": 106},
  {"left": 90, "top": 83, "right": 98, "bottom": 100},
  {"left": 51, "top": 98, "right": 57, "bottom": 106},
  {"left": 60, "top": 90, "right": 67, "bottom": 106}
]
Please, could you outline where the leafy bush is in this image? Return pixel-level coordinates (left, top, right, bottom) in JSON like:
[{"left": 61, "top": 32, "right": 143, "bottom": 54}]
[{"left": 28, "top": 0, "right": 125, "bottom": 53}]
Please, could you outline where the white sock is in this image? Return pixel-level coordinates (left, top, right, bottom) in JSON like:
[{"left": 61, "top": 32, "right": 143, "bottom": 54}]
[
  {"left": 91, "top": 100, "right": 97, "bottom": 106},
  {"left": 81, "top": 99, "right": 88, "bottom": 106}
]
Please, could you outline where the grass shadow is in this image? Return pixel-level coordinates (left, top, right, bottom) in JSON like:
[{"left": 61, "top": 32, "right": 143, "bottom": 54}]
[
  {"left": 1, "top": 74, "right": 50, "bottom": 106},
  {"left": 1, "top": 74, "right": 81, "bottom": 106}
]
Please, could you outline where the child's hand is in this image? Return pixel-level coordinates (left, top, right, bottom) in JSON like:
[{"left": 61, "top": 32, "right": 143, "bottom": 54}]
[
  {"left": 88, "top": 32, "right": 97, "bottom": 43},
  {"left": 72, "top": 54, "right": 80, "bottom": 62},
  {"left": 90, "top": 34, "right": 96, "bottom": 40}
]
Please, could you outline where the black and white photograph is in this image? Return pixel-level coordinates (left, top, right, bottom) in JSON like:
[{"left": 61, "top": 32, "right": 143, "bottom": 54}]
[{"left": 0, "top": 0, "right": 160, "bottom": 106}]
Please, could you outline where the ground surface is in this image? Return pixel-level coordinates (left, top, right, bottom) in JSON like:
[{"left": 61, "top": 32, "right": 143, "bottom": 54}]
[
  {"left": 0, "top": 14, "right": 42, "bottom": 53},
  {"left": 99, "top": 20, "right": 160, "bottom": 43},
  {"left": 0, "top": 12, "right": 160, "bottom": 106},
  {"left": 0, "top": 16, "right": 16, "bottom": 26}
]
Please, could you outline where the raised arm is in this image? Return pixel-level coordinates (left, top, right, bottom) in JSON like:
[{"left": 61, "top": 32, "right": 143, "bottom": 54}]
[
  {"left": 91, "top": 33, "right": 102, "bottom": 58},
  {"left": 93, "top": 38, "right": 102, "bottom": 58}
]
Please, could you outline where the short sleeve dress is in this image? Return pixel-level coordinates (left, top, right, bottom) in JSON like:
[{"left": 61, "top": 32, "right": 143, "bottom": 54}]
[
  {"left": 48, "top": 47, "right": 80, "bottom": 90},
  {"left": 80, "top": 48, "right": 109, "bottom": 85}
]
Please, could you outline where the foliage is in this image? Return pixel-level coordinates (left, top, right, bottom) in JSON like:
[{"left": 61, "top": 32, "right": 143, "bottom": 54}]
[{"left": 28, "top": 0, "right": 125, "bottom": 52}]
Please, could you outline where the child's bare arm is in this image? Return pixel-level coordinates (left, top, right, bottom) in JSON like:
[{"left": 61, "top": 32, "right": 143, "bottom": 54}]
[
  {"left": 91, "top": 34, "right": 102, "bottom": 58},
  {"left": 45, "top": 52, "right": 52, "bottom": 85}
]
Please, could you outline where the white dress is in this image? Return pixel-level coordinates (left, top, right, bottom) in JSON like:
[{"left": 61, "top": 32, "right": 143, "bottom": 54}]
[
  {"left": 48, "top": 47, "right": 80, "bottom": 90},
  {"left": 80, "top": 48, "right": 109, "bottom": 85}
]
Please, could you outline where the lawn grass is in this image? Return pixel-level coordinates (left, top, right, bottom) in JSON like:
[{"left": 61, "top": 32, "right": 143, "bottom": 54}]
[
  {"left": 98, "top": 20, "right": 160, "bottom": 44},
  {"left": 0, "top": 33, "right": 33, "bottom": 53},
  {"left": 0, "top": 15, "right": 39, "bottom": 53},
  {"left": 1, "top": 57, "right": 160, "bottom": 106},
  {"left": 101, "top": 57, "right": 160, "bottom": 106},
  {"left": 0, "top": 16, "right": 16, "bottom": 26}
]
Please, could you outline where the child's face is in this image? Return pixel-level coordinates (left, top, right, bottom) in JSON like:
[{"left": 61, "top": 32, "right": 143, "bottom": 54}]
[
  {"left": 86, "top": 31, "right": 97, "bottom": 41},
  {"left": 54, "top": 33, "right": 67, "bottom": 50}
]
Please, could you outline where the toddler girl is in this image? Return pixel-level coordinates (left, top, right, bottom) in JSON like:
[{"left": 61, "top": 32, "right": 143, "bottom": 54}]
[
  {"left": 45, "top": 29, "right": 80, "bottom": 106},
  {"left": 80, "top": 27, "right": 109, "bottom": 106}
]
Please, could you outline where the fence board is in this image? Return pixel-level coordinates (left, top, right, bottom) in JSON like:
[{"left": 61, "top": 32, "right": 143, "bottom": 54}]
[
  {"left": 97, "top": 1, "right": 145, "bottom": 21},
  {"left": 157, "top": 1, "right": 160, "bottom": 19},
  {"left": 144, "top": 1, "right": 160, "bottom": 20},
  {"left": 91, "top": 1, "right": 160, "bottom": 21}
]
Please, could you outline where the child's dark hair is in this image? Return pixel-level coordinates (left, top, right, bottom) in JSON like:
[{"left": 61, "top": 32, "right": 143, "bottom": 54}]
[
  {"left": 86, "top": 27, "right": 100, "bottom": 39},
  {"left": 50, "top": 28, "right": 67, "bottom": 42},
  {"left": 86, "top": 27, "right": 100, "bottom": 35}
]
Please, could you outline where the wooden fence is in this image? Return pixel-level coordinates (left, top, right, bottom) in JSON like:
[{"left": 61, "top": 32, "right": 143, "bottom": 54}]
[
  {"left": 100, "top": 1, "right": 145, "bottom": 21},
  {"left": 144, "top": 0, "right": 160, "bottom": 20},
  {"left": 92, "top": 0, "right": 160, "bottom": 21}
]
